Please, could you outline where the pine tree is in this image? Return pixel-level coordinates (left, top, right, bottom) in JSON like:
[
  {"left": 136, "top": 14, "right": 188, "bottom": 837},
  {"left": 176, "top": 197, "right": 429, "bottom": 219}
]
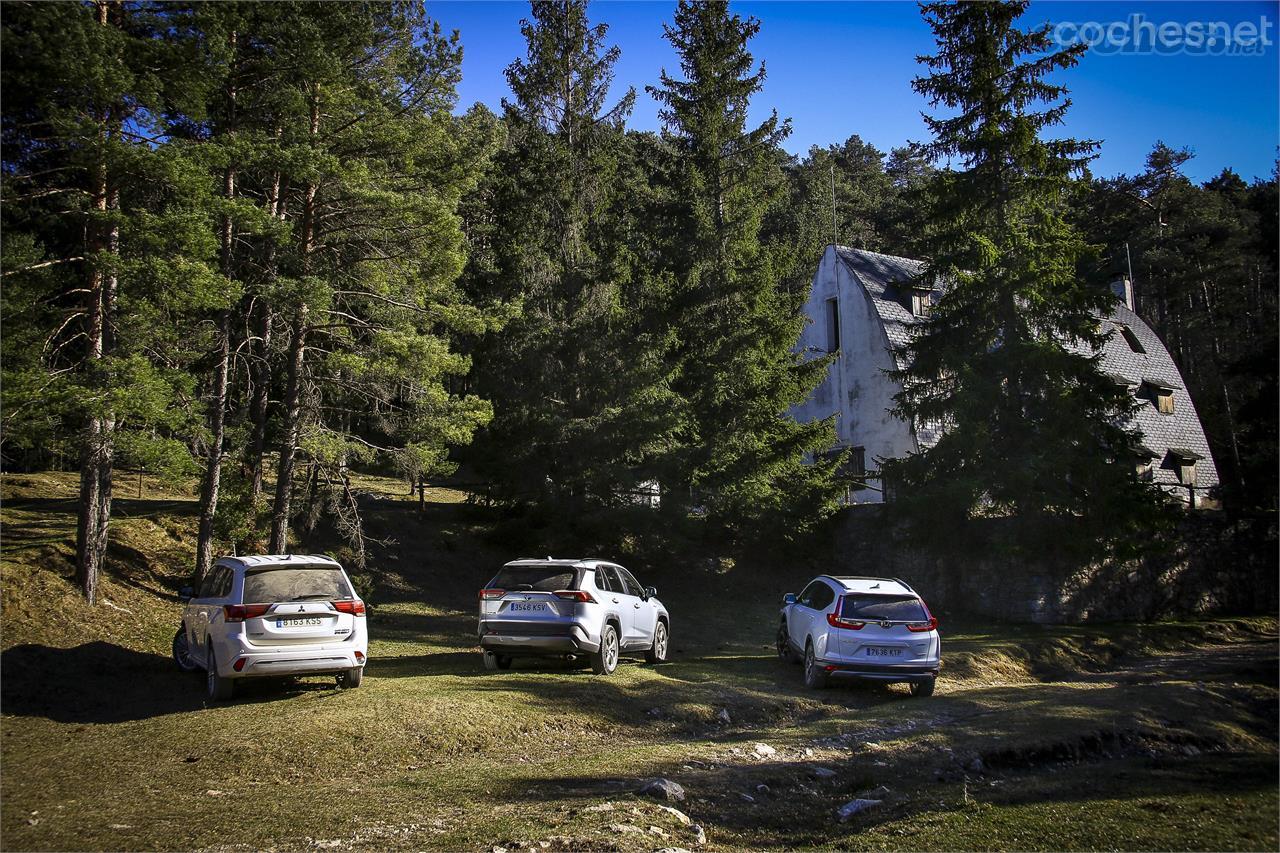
[
  {"left": 2, "top": 1, "right": 219, "bottom": 601},
  {"left": 647, "top": 0, "right": 840, "bottom": 534},
  {"left": 883, "top": 0, "right": 1164, "bottom": 556},
  {"left": 466, "top": 0, "right": 680, "bottom": 517}
]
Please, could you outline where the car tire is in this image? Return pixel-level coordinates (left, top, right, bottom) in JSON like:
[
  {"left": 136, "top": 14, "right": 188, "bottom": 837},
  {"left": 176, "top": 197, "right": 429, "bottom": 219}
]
[
  {"left": 645, "top": 620, "right": 668, "bottom": 665},
  {"left": 591, "top": 624, "right": 619, "bottom": 675},
  {"left": 910, "top": 677, "right": 936, "bottom": 698},
  {"left": 206, "top": 644, "right": 235, "bottom": 702},
  {"left": 337, "top": 667, "right": 364, "bottom": 689},
  {"left": 777, "top": 622, "right": 797, "bottom": 664},
  {"left": 482, "top": 651, "right": 512, "bottom": 671},
  {"left": 172, "top": 627, "right": 198, "bottom": 673},
  {"left": 803, "top": 640, "right": 828, "bottom": 690}
]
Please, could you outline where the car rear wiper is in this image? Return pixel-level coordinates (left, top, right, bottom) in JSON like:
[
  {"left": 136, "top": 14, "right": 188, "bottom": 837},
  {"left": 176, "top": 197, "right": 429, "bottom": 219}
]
[{"left": 288, "top": 594, "right": 334, "bottom": 601}]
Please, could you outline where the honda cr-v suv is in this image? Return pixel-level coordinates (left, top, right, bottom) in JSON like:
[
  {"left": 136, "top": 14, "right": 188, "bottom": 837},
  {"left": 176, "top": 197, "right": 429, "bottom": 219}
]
[
  {"left": 778, "top": 575, "right": 940, "bottom": 695},
  {"left": 477, "top": 558, "right": 669, "bottom": 675},
  {"left": 173, "top": 554, "right": 368, "bottom": 701}
]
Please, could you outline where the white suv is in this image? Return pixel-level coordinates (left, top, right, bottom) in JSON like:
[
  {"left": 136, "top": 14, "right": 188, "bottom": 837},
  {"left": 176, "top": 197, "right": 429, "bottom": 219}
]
[
  {"left": 173, "top": 555, "right": 368, "bottom": 701},
  {"left": 778, "top": 575, "right": 940, "bottom": 696},
  {"left": 478, "top": 558, "right": 669, "bottom": 675}
]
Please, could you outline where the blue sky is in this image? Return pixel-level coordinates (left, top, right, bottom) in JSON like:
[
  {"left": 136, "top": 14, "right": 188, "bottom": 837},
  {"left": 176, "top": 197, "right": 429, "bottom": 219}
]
[{"left": 426, "top": 1, "right": 1279, "bottom": 183}]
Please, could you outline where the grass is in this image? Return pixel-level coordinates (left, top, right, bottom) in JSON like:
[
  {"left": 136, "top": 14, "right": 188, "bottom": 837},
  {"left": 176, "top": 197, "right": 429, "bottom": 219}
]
[{"left": 1, "top": 470, "right": 1276, "bottom": 851}]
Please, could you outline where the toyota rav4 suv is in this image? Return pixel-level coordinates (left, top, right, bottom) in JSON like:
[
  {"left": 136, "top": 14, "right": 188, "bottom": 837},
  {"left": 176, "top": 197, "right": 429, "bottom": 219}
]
[
  {"left": 778, "top": 575, "right": 939, "bottom": 695},
  {"left": 173, "top": 554, "right": 368, "bottom": 701},
  {"left": 478, "top": 558, "right": 669, "bottom": 675}
]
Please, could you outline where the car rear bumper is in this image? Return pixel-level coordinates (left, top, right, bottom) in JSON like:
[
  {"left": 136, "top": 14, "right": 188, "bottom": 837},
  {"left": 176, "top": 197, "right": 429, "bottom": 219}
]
[
  {"left": 478, "top": 620, "right": 599, "bottom": 655},
  {"left": 821, "top": 660, "right": 940, "bottom": 682},
  {"left": 219, "top": 647, "right": 365, "bottom": 679}
]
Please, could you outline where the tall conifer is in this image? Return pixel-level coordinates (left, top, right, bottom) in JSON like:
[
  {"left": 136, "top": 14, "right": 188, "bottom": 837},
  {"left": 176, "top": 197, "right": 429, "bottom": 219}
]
[{"left": 885, "top": 1, "right": 1164, "bottom": 554}]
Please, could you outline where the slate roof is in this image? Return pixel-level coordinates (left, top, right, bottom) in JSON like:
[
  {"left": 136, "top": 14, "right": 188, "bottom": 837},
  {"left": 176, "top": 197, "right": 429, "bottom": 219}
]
[{"left": 830, "top": 246, "right": 1220, "bottom": 493}]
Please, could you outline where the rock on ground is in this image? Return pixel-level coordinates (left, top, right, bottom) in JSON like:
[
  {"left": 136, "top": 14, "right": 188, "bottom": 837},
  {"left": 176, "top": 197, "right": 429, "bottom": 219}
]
[
  {"left": 651, "top": 805, "right": 693, "bottom": 826},
  {"left": 752, "top": 742, "right": 777, "bottom": 758},
  {"left": 836, "top": 799, "right": 883, "bottom": 822},
  {"left": 639, "top": 778, "right": 687, "bottom": 803}
]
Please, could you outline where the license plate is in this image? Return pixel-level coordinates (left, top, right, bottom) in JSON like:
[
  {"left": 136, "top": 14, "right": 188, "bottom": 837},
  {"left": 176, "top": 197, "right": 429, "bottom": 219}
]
[
  {"left": 508, "top": 602, "right": 547, "bottom": 613},
  {"left": 276, "top": 617, "right": 324, "bottom": 627},
  {"left": 866, "top": 646, "right": 902, "bottom": 657}
]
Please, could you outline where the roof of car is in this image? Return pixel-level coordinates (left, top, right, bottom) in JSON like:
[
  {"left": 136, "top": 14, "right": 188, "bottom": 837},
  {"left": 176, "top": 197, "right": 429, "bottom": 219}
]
[
  {"left": 219, "top": 554, "right": 343, "bottom": 569},
  {"left": 823, "top": 575, "right": 916, "bottom": 595},
  {"left": 503, "top": 557, "right": 615, "bottom": 568}
]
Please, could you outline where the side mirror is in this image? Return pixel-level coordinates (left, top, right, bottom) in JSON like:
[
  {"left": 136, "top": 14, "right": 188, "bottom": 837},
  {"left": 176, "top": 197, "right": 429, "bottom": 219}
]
[
  {"left": 644, "top": 586, "right": 658, "bottom": 600},
  {"left": 783, "top": 593, "right": 797, "bottom": 606},
  {"left": 179, "top": 585, "right": 194, "bottom": 601}
]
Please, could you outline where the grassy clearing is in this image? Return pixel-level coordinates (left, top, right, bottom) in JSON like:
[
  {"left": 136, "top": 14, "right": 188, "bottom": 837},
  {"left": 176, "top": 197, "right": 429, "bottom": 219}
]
[{"left": 1, "top": 471, "right": 1276, "bottom": 851}]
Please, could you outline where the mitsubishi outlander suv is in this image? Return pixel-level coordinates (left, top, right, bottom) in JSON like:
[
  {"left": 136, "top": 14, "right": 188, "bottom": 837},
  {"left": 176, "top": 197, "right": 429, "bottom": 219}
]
[
  {"left": 173, "top": 554, "right": 368, "bottom": 701},
  {"left": 477, "top": 558, "right": 669, "bottom": 675},
  {"left": 778, "top": 575, "right": 940, "bottom": 695}
]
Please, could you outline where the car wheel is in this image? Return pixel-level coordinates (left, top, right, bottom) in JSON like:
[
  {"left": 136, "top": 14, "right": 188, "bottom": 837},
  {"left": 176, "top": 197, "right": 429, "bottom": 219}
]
[
  {"left": 645, "top": 620, "right": 668, "bottom": 665},
  {"left": 205, "top": 644, "right": 235, "bottom": 702},
  {"left": 910, "top": 677, "right": 936, "bottom": 698},
  {"left": 482, "top": 651, "right": 512, "bottom": 671},
  {"left": 591, "top": 624, "right": 619, "bottom": 675},
  {"left": 803, "top": 640, "right": 828, "bottom": 689},
  {"left": 777, "top": 622, "right": 797, "bottom": 664},
  {"left": 337, "top": 667, "right": 364, "bottom": 689},
  {"left": 172, "top": 627, "right": 198, "bottom": 673}
]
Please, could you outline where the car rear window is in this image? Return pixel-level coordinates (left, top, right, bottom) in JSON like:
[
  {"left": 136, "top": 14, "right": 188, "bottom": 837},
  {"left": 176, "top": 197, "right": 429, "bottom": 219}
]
[
  {"left": 839, "top": 594, "right": 928, "bottom": 622},
  {"left": 244, "top": 567, "right": 352, "bottom": 604},
  {"left": 490, "top": 565, "right": 575, "bottom": 592}
]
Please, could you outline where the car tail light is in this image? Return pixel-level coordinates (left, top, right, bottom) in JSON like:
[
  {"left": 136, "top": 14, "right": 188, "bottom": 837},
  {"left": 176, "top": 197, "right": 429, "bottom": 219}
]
[
  {"left": 224, "top": 604, "right": 271, "bottom": 622},
  {"left": 479, "top": 588, "right": 505, "bottom": 600},
  {"left": 232, "top": 657, "right": 246, "bottom": 672},
  {"left": 354, "top": 651, "right": 365, "bottom": 663},
  {"left": 334, "top": 599, "right": 366, "bottom": 616},
  {"left": 553, "top": 590, "right": 596, "bottom": 603},
  {"left": 827, "top": 612, "right": 865, "bottom": 630},
  {"left": 907, "top": 600, "right": 938, "bottom": 632}
]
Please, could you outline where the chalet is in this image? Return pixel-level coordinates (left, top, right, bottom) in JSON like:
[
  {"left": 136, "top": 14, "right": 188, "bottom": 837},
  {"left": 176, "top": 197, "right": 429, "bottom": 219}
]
[{"left": 791, "top": 245, "right": 1220, "bottom": 507}]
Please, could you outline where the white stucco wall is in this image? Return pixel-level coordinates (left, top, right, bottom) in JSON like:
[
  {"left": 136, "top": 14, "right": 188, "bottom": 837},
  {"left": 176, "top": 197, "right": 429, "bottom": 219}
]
[{"left": 791, "top": 246, "right": 917, "bottom": 504}]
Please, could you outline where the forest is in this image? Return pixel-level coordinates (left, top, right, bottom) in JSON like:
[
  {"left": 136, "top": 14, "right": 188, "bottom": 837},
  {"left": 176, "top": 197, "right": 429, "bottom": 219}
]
[{"left": 2, "top": 0, "right": 1276, "bottom": 604}]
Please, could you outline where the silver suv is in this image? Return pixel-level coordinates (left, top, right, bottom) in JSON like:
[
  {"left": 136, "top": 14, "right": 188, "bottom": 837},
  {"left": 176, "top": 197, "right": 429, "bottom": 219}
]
[
  {"left": 778, "top": 575, "right": 940, "bottom": 696},
  {"left": 478, "top": 558, "right": 669, "bottom": 675}
]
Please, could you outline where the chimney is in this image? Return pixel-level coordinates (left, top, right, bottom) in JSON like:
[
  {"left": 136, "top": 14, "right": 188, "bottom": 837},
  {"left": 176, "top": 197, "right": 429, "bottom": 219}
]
[{"left": 1110, "top": 278, "right": 1134, "bottom": 311}]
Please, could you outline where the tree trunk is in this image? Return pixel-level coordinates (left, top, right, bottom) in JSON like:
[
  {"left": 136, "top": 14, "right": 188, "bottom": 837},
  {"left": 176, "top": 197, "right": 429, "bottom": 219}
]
[
  {"left": 195, "top": 35, "right": 238, "bottom": 579},
  {"left": 76, "top": 3, "right": 118, "bottom": 604},
  {"left": 268, "top": 308, "right": 307, "bottom": 553},
  {"left": 248, "top": 130, "right": 283, "bottom": 504},
  {"left": 195, "top": 309, "right": 232, "bottom": 577},
  {"left": 76, "top": 181, "right": 117, "bottom": 604}
]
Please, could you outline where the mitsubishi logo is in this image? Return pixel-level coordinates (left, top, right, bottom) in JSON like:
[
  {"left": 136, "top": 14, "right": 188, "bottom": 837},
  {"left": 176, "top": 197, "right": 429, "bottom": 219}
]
[{"left": 298, "top": 606, "right": 306, "bottom": 613}]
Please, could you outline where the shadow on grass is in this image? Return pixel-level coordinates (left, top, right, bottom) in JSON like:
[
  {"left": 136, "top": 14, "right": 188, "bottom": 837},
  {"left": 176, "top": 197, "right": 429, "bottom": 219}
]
[{"left": 0, "top": 642, "right": 339, "bottom": 723}]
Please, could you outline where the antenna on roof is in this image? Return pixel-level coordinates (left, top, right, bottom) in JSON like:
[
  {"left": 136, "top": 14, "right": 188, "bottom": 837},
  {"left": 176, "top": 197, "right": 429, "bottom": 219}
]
[{"left": 829, "top": 163, "right": 838, "bottom": 249}]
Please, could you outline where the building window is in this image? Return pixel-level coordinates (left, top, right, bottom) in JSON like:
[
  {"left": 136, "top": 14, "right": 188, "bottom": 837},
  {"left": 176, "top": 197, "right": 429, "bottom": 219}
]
[
  {"left": 825, "top": 297, "right": 840, "bottom": 352},
  {"left": 1142, "top": 382, "right": 1175, "bottom": 414},
  {"left": 1179, "top": 458, "right": 1197, "bottom": 485},
  {"left": 1116, "top": 323, "right": 1146, "bottom": 354},
  {"left": 848, "top": 446, "right": 866, "bottom": 479},
  {"left": 910, "top": 291, "right": 931, "bottom": 316}
]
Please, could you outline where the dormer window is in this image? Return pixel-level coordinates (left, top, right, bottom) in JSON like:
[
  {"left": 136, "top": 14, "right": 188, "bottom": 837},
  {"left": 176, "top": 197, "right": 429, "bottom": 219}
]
[
  {"left": 1115, "top": 323, "right": 1146, "bottom": 354},
  {"left": 1142, "top": 380, "right": 1177, "bottom": 414},
  {"left": 902, "top": 282, "right": 933, "bottom": 316},
  {"left": 1130, "top": 446, "right": 1157, "bottom": 481},
  {"left": 1166, "top": 448, "right": 1202, "bottom": 485}
]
